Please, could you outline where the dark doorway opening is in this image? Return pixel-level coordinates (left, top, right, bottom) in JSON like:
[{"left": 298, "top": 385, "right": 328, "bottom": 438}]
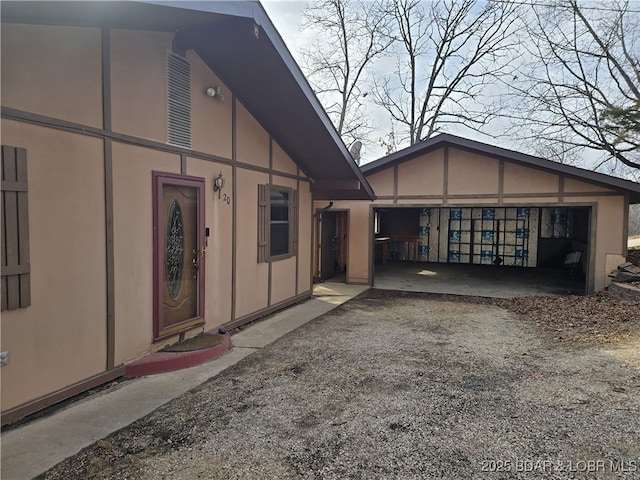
[
  {"left": 319, "top": 210, "right": 348, "bottom": 281},
  {"left": 372, "top": 205, "right": 591, "bottom": 295}
]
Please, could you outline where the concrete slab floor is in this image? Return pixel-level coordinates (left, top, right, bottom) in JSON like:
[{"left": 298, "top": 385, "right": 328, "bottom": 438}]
[
  {"left": 373, "top": 261, "right": 585, "bottom": 297},
  {"left": 0, "top": 283, "right": 369, "bottom": 480}
]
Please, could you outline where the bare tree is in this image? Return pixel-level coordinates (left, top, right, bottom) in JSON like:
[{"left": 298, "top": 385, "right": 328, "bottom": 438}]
[
  {"left": 300, "top": 0, "right": 391, "bottom": 148},
  {"left": 374, "top": 0, "right": 520, "bottom": 146},
  {"left": 505, "top": 0, "right": 640, "bottom": 173}
]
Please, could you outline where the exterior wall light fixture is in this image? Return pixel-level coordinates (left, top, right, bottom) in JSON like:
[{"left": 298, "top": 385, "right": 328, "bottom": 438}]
[
  {"left": 214, "top": 172, "right": 225, "bottom": 198},
  {"left": 206, "top": 86, "right": 224, "bottom": 101}
]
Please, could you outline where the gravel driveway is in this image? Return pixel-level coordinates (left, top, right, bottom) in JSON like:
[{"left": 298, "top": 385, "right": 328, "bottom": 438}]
[{"left": 39, "top": 290, "right": 640, "bottom": 479}]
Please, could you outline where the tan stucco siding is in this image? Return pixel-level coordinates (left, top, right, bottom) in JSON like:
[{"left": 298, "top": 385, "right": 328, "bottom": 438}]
[
  {"left": 366, "top": 169, "right": 395, "bottom": 197},
  {"left": 503, "top": 197, "right": 562, "bottom": 203},
  {"left": 0, "top": 121, "right": 107, "bottom": 410},
  {"left": 397, "top": 151, "right": 444, "bottom": 196},
  {"left": 297, "top": 181, "right": 313, "bottom": 294},
  {"left": 564, "top": 177, "right": 615, "bottom": 193},
  {"left": 235, "top": 169, "right": 270, "bottom": 318},
  {"left": 448, "top": 149, "right": 500, "bottom": 195},
  {"left": 188, "top": 51, "right": 233, "bottom": 159},
  {"left": 446, "top": 198, "right": 500, "bottom": 205},
  {"left": 1, "top": 24, "right": 319, "bottom": 419},
  {"left": 503, "top": 162, "right": 559, "bottom": 194},
  {"left": 316, "top": 200, "right": 371, "bottom": 284},
  {"left": 1, "top": 24, "right": 103, "bottom": 128},
  {"left": 236, "top": 102, "right": 269, "bottom": 169},
  {"left": 347, "top": 203, "right": 372, "bottom": 284},
  {"left": 272, "top": 141, "right": 299, "bottom": 176},
  {"left": 580, "top": 195, "right": 626, "bottom": 291},
  {"left": 271, "top": 257, "right": 297, "bottom": 305},
  {"left": 112, "top": 143, "right": 180, "bottom": 364},
  {"left": 185, "top": 158, "right": 234, "bottom": 330},
  {"left": 110, "top": 29, "right": 173, "bottom": 143}
]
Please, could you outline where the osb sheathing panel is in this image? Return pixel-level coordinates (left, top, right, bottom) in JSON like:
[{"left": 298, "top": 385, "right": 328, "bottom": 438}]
[
  {"left": 186, "top": 158, "right": 234, "bottom": 329},
  {"left": 1, "top": 24, "right": 103, "bottom": 128},
  {"left": 235, "top": 169, "right": 270, "bottom": 318},
  {"left": 188, "top": 51, "right": 233, "bottom": 160},
  {"left": 397, "top": 151, "right": 444, "bottom": 196},
  {"left": 110, "top": 29, "right": 173, "bottom": 143},
  {"left": 236, "top": 101, "right": 269, "bottom": 169},
  {"left": 112, "top": 142, "right": 181, "bottom": 364},
  {"left": 0, "top": 121, "right": 107, "bottom": 410},
  {"left": 448, "top": 149, "right": 500, "bottom": 195}
]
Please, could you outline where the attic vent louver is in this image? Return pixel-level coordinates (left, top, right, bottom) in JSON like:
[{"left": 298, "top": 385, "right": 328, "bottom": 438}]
[{"left": 167, "top": 52, "right": 191, "bottom": 148}]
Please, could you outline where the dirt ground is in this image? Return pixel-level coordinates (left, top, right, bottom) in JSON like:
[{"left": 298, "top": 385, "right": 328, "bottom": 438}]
[{"left": 39, "top": 288, "right": 640, "bottom": 480}]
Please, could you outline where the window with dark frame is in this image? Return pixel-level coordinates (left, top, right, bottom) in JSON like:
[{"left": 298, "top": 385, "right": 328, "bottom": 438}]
[
  {"left": 270, "top": 188, "right": 290, "bottom": 257},
  {"left": 257, "top": 184, "right": 298, "bottom": 262}
]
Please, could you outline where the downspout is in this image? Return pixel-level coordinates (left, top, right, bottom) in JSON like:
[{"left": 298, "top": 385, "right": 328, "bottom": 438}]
[{"left": 314, "top": 202, "right": 334, "bottom": 217}]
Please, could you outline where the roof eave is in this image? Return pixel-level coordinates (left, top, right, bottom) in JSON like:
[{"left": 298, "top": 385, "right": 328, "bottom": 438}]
[{"left": 362, "top": 134, "right": 640, "bottom": 202}]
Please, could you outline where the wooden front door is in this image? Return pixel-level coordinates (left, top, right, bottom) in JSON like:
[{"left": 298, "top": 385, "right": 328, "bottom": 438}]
[{"left": 153, "top": 172, "right": 205, "bottom": 340}]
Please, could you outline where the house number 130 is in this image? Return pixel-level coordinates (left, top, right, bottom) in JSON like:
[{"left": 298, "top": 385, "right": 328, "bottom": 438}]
[{"left": 222, "top": 193, "right": 231, "bottom": 205}]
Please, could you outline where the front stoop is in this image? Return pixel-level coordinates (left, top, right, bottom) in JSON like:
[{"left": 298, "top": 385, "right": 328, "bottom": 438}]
[{"left": 125, "top": 332, "right": 231, "bottom": 377}]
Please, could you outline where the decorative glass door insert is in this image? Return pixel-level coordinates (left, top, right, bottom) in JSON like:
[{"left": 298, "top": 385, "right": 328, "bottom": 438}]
[{"left": 153, "top": 172, "right": 205, "bottom": 340}]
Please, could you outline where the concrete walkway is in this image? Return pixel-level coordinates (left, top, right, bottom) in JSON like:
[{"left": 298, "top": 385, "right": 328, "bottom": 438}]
[{"left": 1, "top": 283, "right": 368, "bottom": 480}]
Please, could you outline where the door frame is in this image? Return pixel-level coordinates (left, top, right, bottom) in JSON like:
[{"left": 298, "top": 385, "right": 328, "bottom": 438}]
[
  {"left": 316, "top": 208, "right": 349, "bottom": 282},
  {"left": 152, "top": 171, "right": 206, "bottom": 341}
]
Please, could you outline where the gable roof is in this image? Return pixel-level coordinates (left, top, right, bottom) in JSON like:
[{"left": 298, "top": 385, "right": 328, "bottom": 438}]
[
  {"left": 362, "top": 133, "right": 640, "bottom": 203},
  {"left": 1, "top": 0, "right": 374, "bottom": 200}
]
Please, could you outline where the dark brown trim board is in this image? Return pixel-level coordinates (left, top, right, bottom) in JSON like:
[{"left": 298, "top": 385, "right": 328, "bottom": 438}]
[
  {"left": 224, "top": 290, "right": 312, "bottom": 331},
  {"left": 1, "top": 366, "right": 126, "bottom": 427},
  {"left": 180, "top": 154, "right": 187, "bottom": 175},
  {"left": 101, "top": 28, "right": 116, "bottom": 370},
  {"left": 295, "top": 167, "right": 300, "bottom": 295},
  {"left": 104, "top": 139, "right": 115, "bottom": 369},
  {"left": 1, "top": 108, "right": 306, "bottom": 182},
  {"left": 231, "top": 94, "right": 237, "bottom": 323},
  {"left": 393, "top": 164, "right": 398, "bottom": 204},
  {"left": 623, "top": 193, "right": 630, "bottom": 255},
  {"left": 268, "top": 137, "right": 273, "bottom": 306},
  {"left": 443, "top": 146, "right": 449, "bottom": 204},
  {"left": 498, "top": 159, "right": 505, "bottom": 204}
]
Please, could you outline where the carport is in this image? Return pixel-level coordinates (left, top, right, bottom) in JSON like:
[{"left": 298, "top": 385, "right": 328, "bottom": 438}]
[
  {"left": 372, "top": 204, "right": 590, "bottom": 296},
  {"left": 316, "top": 134, "right": 640, "bottom": 294}
]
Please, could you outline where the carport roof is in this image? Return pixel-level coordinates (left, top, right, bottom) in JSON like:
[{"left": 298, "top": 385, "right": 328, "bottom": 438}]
[
  {"left": 1, "top": 0, "right": 374, "bottom": 201},
  {"left": 362, "top": 133, "right": 640, "bottom": 203}
]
